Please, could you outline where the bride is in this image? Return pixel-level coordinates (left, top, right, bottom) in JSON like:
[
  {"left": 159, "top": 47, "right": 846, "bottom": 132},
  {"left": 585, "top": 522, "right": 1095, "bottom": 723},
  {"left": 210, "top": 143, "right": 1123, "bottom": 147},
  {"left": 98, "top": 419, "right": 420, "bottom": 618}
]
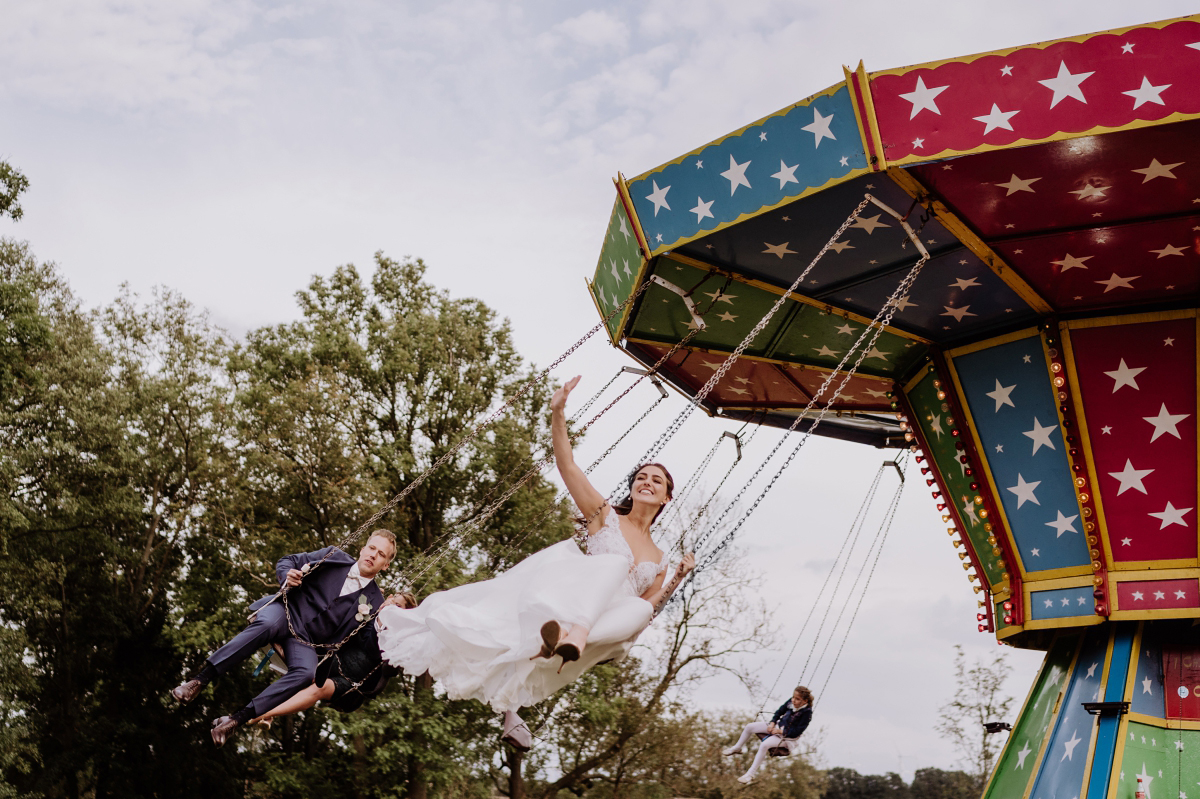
[{"left": 375, "top": 374, "right": 696, "bottom": 748}]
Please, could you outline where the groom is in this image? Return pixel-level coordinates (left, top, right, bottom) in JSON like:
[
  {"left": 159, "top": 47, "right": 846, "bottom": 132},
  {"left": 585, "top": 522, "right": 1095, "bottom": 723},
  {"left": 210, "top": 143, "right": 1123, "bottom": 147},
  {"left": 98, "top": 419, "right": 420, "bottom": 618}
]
[{"left": 170, "top": 531, "right": 397, "bottom": 746}]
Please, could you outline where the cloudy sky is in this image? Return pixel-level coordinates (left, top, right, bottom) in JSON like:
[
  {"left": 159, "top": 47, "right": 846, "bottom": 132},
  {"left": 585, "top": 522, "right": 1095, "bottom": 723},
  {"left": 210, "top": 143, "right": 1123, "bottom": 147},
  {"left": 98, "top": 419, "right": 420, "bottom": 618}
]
[{"left": 3, "top": 0, "right": 1195, "bottom": 780}]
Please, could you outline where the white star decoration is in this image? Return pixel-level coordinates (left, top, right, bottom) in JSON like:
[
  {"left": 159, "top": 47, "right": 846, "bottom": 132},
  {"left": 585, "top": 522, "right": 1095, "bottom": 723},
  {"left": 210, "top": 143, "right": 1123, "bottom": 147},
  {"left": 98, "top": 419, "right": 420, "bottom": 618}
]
[
  {"left": 986, "top": 379, "right": 1016, "bottom": 412},
  {"left": 1104, "top": 359, "right": 1146, "bottom": 392},
  {"left": 771, "top": 161, "right": 800, "bottom": 189},
  {"left": 1144, "top": 404, "right": 1189, "bottom": 441},
  {"left": 1151, "top": 244, "right": 1186, "bottom": 258},
  {"left": 1046, "top": 510, "right": 1079, "bottom": 538},
  {"left": 1052, "top": 253, "right": 1092, "bottom": 272},
  {"left": 645, "top": 181, "right": 671, "bottom": 216},
  {"left": 974, "top": 103, "right": 1020, "bottom": 134},
  {"left": 995, "top": 174, "right": 1041, "bottom": 195},
  {"left": 690, "top": 197, "right": 715, "bottom": 222},
  {"left": 1149, "top": 501, "right": 1192, "bottom": 529},
  {"left": 1133, "top": 158, "right": 1183, "bottom": 182},
  {"left": 1123, "top": 76, "right": 1171, "bottom": 108},
  {"left": 1015, "top": 741, "right": 1032, "bottom": 769},
  {"left": 950, "top": 277, "right": 981, "bottom": 290},
  {"left": 1061, "top": 729, "right": 1082, "bottom": 761},
  {"left": 802, "top": 108, "right": 836, "bottom": 147},
  {"left": 1108, "top": 459, "right": 1154, "bottom": 495},
  {"left": 763, "top": 242, "right": 797, "bottom": 259},
  {"left": 1023, "top": 417, "right": 1059, "bottom": 455},
  {"left": 851, "top": 214, "right": 890, "bottom": 234},
  {"left": 720, "top": 156, "right": 752, "bottom": 195},
  {"left": 941, "top": 305, "right": 976, "bottom": 322},
  {"left": 1039, "top": 61, "right": 1094, "bottom": 108},
  {"left": 1007, "top": 473, "right": 1042, "bottom": 508},
  {"left": 1096, "top": 273, "right": 1139, "bottom": 292},
  {"left": 899, "top": 76, "right": 949, "bottom": 119}
]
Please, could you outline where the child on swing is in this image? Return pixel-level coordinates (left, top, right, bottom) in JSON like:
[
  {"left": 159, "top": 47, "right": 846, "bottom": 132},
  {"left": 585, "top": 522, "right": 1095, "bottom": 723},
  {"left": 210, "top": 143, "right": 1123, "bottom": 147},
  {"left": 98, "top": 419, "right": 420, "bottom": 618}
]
[{"left": 723, "top": 685, "right": 814, "bottom": 784}]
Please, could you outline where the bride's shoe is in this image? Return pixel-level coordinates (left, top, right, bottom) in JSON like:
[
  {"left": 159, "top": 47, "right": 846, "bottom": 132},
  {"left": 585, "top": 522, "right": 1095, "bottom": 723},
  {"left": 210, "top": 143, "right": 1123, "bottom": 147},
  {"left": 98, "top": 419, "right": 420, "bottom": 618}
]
[
  {"left": 553, "top": 626, "right": 587, "bottom": 674},
  {"left": 530, "top": 620, "right": 561, "bottom": 661},
  {"left": 500, "top": 710, "right": 532, "bottom": 752}
]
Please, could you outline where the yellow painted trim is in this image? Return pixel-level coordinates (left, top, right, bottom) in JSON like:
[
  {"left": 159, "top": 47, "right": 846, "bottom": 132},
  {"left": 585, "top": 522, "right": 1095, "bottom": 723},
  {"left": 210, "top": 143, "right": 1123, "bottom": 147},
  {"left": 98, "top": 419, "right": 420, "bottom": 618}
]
[
  {"left": 845, "top": 61, "right": 888, "bottom": 172},
  {"left": 947, "top": 327, "right": 1041, "bottom": 358},
  {"left": 945, "top": 353, "right": 1028, "bottom": 581},
  {"left": 1108, "top": 558, "right": 1200, "bottom": 570},
  {"left": 886, "top": 168, "right": 1051, "bottom": 313},
  {"left": 623, "top": 337, "right": 897, "bottom": 383},
  {"left": 1126, "top": 712, "right": 1200, "bottom": 731},
  {"left": 644, "top": 166, "right": 874, "bottom": 256},
  {"left": 1060, "top": 327, "right": 1111, "bottom": 572},
  {"left": 612, "top": 178, "right": 653, "bottom": 341},
  {"left": 658, "top": 252, "right": 932, "bottom": 344},
  {"left": 1041, "top": 324, "right": 1095, "bottom": 577},
  {"left": 1108, "top": 568, "right": 1200, "bottom": 582},
  {"left": 629, "top": 80, "right": 852, "bottom": 182},
  {"left": 867, "top": 14, "right": 1200, "bottom": 78},
  {"left": 858, "top": 61, "right": 887, "bottom": 172},
  {"left": 1025, "top": 565, "right": 1095, "bottom": 580},
  {"left": 997, "top": 624, "right": 1024, "bottom": 640},
  {"left": 1063, "top": 307, "right": 1198, "bottom": 331},
  {"left": 1022, "top": 615, "right": 1105, "bottom": 631},
  {"left": 1021, "top": 633, "right": 1086, "bottom": 799},
  {"left": 1109, "top": 606, "right": 1200, "bottom": 622},
  {"left": 1027, "top": 574, "right": 1095, "bottom": 592},
  {"left": 902, "top": 363, "right": 933, "bottom": 395},
  {"left": 883, "top": 112, "right": 1200, "bottom": 167}
]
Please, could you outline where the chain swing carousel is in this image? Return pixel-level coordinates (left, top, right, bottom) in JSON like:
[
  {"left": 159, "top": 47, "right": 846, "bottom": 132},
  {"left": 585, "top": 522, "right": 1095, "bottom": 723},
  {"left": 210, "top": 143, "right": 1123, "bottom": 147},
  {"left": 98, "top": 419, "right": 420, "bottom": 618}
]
[{"left": 585, "top": 14, "right": 1200, "bottom": 799}]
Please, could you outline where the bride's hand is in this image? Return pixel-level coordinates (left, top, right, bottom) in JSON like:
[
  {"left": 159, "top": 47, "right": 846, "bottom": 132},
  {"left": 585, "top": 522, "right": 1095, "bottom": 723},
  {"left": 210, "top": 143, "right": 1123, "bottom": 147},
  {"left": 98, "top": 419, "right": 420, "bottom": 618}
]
[
  {"left": 675, "top": 553, "right": 695, "bottom": 578},
  {"left": 550, "top": 375, "right": 581, "bottom": 414}
]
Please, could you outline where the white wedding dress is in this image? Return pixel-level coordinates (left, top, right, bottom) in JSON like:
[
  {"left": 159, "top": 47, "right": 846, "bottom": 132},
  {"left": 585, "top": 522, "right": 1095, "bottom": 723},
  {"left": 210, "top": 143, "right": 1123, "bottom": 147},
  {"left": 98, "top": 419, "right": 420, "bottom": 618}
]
[{"left": 376, "top": 508, "right": 669, "bottom": 711}]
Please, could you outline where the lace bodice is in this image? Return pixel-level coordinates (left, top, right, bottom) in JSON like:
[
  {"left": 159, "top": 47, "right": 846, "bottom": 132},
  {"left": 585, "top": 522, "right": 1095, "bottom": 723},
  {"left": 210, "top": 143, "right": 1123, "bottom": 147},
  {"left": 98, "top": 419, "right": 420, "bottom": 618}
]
[{"left": 586, "top": 508, "right": 669, "bottom": 597}]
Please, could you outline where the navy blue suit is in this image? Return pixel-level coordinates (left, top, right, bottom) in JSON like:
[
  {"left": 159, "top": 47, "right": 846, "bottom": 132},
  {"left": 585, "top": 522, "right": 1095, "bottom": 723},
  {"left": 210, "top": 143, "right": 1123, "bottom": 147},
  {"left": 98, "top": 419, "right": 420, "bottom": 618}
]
[{"left": 207, "top": 547, "right": 385, "bottom": 715}]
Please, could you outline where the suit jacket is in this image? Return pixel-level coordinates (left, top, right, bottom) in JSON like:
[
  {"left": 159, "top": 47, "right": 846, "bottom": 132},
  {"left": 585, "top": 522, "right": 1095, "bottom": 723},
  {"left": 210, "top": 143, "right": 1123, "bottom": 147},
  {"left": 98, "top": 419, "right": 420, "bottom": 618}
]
[
  {"left": 770, "top": 701, "right": 812, "bottom": 740},
  {"left": 249, "top": 546, "right": 385, "bottom": 647}
]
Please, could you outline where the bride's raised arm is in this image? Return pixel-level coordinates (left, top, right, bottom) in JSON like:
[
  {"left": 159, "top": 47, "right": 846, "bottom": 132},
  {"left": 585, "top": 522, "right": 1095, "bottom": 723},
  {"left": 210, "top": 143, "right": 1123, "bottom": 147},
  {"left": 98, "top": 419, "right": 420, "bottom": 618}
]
[{"left": 551, "top": 375, "right": 607, "bottom": 534}]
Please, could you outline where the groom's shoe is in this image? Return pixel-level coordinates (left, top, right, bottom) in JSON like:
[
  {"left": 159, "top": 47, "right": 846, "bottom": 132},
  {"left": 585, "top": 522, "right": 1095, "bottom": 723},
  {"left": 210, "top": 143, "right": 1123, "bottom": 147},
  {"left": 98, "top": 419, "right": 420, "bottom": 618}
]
[
  {"left": 501, "top": 711, "right": 532, "bottom": 753},
  {"left": 170, "top": 679, "right": 203, "bottom": 704},
  {"left": 211, "top": 716, "right": 240, "bottom": 747}
]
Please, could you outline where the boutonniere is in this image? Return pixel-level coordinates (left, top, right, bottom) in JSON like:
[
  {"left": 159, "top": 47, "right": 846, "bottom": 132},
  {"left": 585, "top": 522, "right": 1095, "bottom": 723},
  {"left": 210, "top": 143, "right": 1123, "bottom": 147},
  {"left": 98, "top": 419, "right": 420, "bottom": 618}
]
[{"left": 355, "top": 594, "right": 371, "bottom": 622}]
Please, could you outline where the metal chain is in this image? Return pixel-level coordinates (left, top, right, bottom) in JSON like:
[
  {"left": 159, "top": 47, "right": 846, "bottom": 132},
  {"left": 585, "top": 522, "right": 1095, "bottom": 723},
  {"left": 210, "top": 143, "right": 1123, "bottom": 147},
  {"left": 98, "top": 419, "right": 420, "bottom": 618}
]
[
  {"left": 755, "top": 460, "right": 888, "bottom": 715},
  {"left": 400, "top": 323, "right": 700, "bottom": 590},
  {"left": 632, "top": 197, "right": 872, "bottom": 472},
  {"left": 270, "top": 278, "right": 654, "bottom": 648},
  {"left": 666, "top": 244, "right": 931, "bottom": 607},
  {"left": 815, "top": 457, "right": 907, "bottom": 697}
]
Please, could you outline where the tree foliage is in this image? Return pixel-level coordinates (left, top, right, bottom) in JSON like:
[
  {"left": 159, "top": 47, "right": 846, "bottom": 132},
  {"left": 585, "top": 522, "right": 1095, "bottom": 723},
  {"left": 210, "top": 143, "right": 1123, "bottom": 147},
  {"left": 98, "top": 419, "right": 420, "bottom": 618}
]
[
  {"left": 935, "top": 644, "right": 1014, "bottom": 794},
  {"left": 0, "top": 161, "right": 28, "bottom": 222}
]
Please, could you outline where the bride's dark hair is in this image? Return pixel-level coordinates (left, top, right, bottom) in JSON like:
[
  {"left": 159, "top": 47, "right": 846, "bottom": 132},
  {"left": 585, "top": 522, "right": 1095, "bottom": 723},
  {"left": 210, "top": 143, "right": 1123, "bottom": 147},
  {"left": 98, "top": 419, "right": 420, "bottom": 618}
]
[{"left": 612, "top": 463, "right": 675, "bottom": 524}]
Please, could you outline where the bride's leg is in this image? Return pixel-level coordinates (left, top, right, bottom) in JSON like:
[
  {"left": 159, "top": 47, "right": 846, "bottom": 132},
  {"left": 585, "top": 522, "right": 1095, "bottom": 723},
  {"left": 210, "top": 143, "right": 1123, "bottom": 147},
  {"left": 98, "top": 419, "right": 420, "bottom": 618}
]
[
  {"left": 559, "top": 623, "right": 590, "bottom": 649},
  {"left": 252, "top": 682, "right": 335, "bottom": 723}
]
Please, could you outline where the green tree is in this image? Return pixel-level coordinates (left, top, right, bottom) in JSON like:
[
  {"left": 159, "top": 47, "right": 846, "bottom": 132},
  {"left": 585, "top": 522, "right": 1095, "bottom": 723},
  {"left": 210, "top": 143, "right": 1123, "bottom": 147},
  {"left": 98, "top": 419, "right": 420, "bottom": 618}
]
[
  {"left": 820, "top": 768, "right": 910, "bottom": 799},
  {"left": 207, "top": 253, "right": 573, "bottom": 799},
  {"left": 0, "top": 241, "right": 241, "bottom": 797},
  {"left": 935, "top": 644, "right": 1014, "bottom": 794},
  {"left": 0, "top": 161, "right": 29, "bottom": 222},
  {"left": 909, "top": 767, "right": 977, "bottom": 799}
]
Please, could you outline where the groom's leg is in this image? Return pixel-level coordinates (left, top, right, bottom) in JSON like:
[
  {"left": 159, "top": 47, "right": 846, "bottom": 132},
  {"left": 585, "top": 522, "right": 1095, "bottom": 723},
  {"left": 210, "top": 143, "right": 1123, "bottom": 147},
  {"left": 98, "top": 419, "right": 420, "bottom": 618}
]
[
  {"left": 206, "top": 602, "right": 289, "bottom": 677},
  {"left": 245, "top": 636, "right": 320, "bottom": 717}
]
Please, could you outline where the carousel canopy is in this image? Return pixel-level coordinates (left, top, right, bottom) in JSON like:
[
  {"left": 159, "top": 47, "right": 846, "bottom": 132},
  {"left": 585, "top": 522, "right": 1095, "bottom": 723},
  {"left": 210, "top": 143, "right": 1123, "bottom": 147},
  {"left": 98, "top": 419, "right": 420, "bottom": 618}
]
[{"left": 588, "top": 14, "right": 1200, "bottom": 645}]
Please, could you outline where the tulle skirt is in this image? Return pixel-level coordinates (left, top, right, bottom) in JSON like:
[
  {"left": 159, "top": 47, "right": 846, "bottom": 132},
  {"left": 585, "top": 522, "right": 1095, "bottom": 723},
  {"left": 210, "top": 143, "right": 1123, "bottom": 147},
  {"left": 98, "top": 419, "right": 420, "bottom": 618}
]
[{"left": 376, "top": 539, "right": 653, "bottom": 711}]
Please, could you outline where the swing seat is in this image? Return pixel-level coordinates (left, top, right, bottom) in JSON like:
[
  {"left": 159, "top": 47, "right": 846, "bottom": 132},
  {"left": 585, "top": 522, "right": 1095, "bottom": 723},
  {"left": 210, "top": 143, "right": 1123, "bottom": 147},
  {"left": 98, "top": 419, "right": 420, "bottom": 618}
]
[
  {"left": 768, "top": 746, "right": 791, "bottom": 758},
  {"left": 252, "top": 644, "right": 288, "bottom": 677}
]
